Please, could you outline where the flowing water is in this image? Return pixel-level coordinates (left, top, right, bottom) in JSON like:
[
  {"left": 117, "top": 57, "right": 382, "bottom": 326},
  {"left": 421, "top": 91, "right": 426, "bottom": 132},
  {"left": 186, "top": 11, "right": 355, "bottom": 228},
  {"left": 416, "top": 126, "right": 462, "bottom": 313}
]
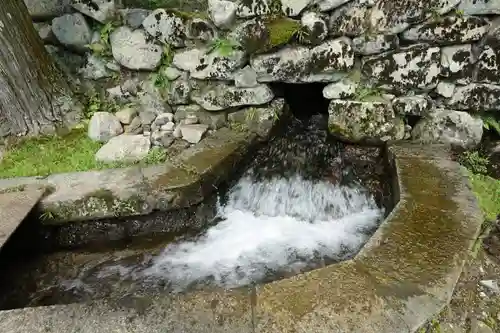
[{"left": 0, "top": 114, "right": 389, "bottom": 309}]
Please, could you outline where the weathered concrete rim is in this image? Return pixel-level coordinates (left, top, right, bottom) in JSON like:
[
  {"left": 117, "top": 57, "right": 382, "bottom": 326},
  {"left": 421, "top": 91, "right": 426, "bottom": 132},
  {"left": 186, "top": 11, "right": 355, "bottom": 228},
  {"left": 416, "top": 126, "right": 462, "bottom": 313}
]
[
  {"left": 0, "top": 143, "right": 484, "bottom": 333},
  {"left": 0, "top": 128, "right": 256, "bottom": 224}
]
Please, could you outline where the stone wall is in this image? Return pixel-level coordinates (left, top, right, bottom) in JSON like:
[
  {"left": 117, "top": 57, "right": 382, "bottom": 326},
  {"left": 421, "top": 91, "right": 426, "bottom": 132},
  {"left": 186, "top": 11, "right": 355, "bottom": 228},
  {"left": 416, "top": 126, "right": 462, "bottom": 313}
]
[{"left": 27, "top": 0, "right": 500, "bottom": 149}]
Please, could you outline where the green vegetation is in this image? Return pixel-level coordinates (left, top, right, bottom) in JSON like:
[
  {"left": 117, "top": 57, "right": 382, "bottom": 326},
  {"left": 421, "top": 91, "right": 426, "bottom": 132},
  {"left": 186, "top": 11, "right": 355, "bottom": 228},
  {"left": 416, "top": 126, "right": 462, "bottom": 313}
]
[
  {"left": 152, "top": 44, "right": 175, "bottom": 89},
  {"left": 82, "top": 89, "right": 120, "bottom": 120},
  {"left": 206, "top": 38, "right": 241, "bottom": 56},
  {"left": 468, "top": 172, "right": 500, "bottom": 222},
  {"left": 0, "top": 130, "right": 167, "bottom": 179},
  {"left": 481, "top": 114, "right": 500, "bottom": 136},
  {"left": 354, "top": 85, "right": 384, "bottom": 102},
  {"left": 458, "top": 151, "right": 489, "bottom": 174},
  {"left": 86, "top": 20, "right": 120, "bottom": 57},
  {"left": 266, "top": 17, "right": 301, "bottom": 49}
]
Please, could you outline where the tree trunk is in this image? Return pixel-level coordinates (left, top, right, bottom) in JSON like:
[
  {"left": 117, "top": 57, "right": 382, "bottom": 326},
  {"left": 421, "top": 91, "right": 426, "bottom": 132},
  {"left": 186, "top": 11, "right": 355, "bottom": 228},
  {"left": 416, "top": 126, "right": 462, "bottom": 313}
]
[{"left": 0, "top": 0, "right": 81, "bottom": 138}]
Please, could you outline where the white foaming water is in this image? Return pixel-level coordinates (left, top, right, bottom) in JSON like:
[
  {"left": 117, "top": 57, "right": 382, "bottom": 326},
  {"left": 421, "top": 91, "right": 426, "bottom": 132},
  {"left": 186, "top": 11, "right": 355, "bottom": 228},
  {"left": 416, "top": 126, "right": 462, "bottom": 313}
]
[{"left": 142, "top": 174, "right": 383, "bottom": 290}]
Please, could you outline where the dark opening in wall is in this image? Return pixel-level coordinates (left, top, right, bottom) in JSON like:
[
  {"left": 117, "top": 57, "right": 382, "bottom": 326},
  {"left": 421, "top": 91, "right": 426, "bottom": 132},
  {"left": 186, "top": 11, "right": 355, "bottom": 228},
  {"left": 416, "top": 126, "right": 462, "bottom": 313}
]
[{"left": 272, "top": 83, "right": 329, "bottom": 120}]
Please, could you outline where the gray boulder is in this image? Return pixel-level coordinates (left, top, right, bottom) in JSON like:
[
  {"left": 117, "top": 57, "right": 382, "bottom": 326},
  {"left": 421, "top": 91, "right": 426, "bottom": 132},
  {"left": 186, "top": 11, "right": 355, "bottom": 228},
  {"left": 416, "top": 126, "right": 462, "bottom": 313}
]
[
  {"left": 110, "top": 27, "right": 163, "bottom": 70},
  {"left": 446, "top": 83, "right": 500, "bottom": 112},
  {"left": 440, "top": 44, "right": 474, "bottom": 84},
  {"left": 476, "top": 24, "right": 500, "bottom": 84},
  {"left": 125, "top": 116, "right": 143, "bottom": 134},
  {"left": 328, "top": 99, "right": 405, "bottom": 143},
  {"left": 208, "top": 0, "right": 237, "bottom": 28},
  {"left": 168, "top": 75, "right": 191, "bottom": 105},
  {"left": 163, "top": 67, "right": 182, "bottom": 81},
  {"left": 233, "top": 66, "right": 259, "bottom": 88},
  {"left": 352, "top": 34, "right": 399, "bottom": 56},
  {"left": 172, "top": 47, "right": 245, "bottom": 80},
  {"left": 228, "top": 99, "right": 285, "bottom": 138},
  {"left": 33, "top": 22, "right": 56, "bottom": 43},
  {"left": 317, "top": 0, "right": 351, "bottom": 12},
  {"left": 250, "top": 38, "right": 354, "bottom": 83},
  {"left": 72, "top": 0, "right": 116, "bottom": 24},
  {"left": 24, "top": 0, "right": 72, "bottom": 20},
  {"left": 411, "top": 109, "right": 483, "bottom": 148},
  {"left": 142, "top": 9, "right": 186, "bottom": 47},
  {"left": 95, "top": 134, "right": 151, "bottom": 163},
  {"left": 186, "top": 19, "right": 217, "bottom": 41},
  {"left": 88, "top": 112, "right": 124, "bottom": 142},
  {"left": 435, "top": 81, "right": 456, "bottom": 98},
  {"left": 369, "top": 0, "right": 461, "bottom": 34},
  {"left": 280, "top": 0, "right": 314, "bottom": 16},
  {"left": 180, "top": 124, "right": 209, "bottom": 143},
  {"left": 300, "top": 12, "right": 328, "bottom": 45},
  {"left": 119, "top": 8, "right": 151, "bottom": 29},
  {"left": 362, "top": 44, "right": 441, "bottom": 92},
  {"left": 115, "top": 107, "right": 138, "bottom": 125},
  {"left": 329, "top": 0, "right": 371, "bottom": 37},
  {"left": 79, "top": 54, "right": 111, "bottom": 80},
  {"left": 401, "top": 16, "right": 489, "bottom": 45},
  {"left": 458, "top": 0, "right": 500, "bottom": 15},
  {"left": 392, "top": 95, "right": 434, "bottom": 116},
  {"left": 174, "top": 105, "right": 203, "bottom": 122},
  {"left": 52, "top": 13, "right": 91, "bottom": 50},
  {"left": 192, "top": 83, "right": 274, "bottom": 111},
  {"left": 322, "top": 79, "right": 357, "bottom": 99}
]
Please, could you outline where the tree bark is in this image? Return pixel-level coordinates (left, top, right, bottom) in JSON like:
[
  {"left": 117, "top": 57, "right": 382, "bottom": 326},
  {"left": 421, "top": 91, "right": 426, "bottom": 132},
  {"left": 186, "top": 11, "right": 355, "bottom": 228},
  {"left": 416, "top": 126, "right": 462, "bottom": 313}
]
[{"left": 0, "top": 0, "right": 81, "bottom": 138}]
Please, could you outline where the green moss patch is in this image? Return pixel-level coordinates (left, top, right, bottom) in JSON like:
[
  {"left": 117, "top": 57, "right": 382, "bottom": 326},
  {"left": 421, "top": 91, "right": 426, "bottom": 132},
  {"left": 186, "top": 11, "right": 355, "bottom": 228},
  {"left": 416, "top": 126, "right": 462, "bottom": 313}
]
[
  {"left": 468, "top": 172, "right": 500, "bottom": 221},
  {"left": 266, "top": 17, "right": 301, "bottom": 50},
  {"left": 0, "top": 129, "right": 167, "bottom": 179}
]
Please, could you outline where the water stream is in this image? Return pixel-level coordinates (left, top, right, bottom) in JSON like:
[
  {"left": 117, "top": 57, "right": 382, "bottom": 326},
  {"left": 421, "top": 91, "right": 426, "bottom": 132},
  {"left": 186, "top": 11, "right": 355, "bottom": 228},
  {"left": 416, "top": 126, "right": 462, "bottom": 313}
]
[{"left": 0, "top": 114, "right": 389, "bottom": 309}]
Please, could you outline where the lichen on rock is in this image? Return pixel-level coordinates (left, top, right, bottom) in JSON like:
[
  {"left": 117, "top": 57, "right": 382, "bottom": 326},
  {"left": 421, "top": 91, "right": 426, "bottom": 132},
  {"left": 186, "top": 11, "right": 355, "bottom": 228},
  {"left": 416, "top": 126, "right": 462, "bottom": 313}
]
[
  {"left": 411, "top": 108, "right": 483, "bottom": 148},
  {"left": 446, "top": 83, "right": 500, "bottom": 112},
  {"left": 143, "top": 9, "right": 187, "bottom": 47},
  {"left": 361, "top": 44, "right": 441, "bottom": 93},
  {"left": 440, "top": 44, "right": 474, "bottom": 84},
  {"left": 328, "top": 99, "right": 404, "bottom": 143},
  {"left": 172, "top": 46, "right": 245, "bottom": 80},
  {"left": 369, "top": 0, "right": 461, "bottom": 34},
  {"left": 250, "top": 38, "right": 354, "bottom": 83},
  {"left": 401, "top": 15, "right": 489, "bottom": 45},
  {"left": 392, "top": 95, "right": 434, "bottom": 116},
  {"left": 191, "top": 82, "right": 275, "bottom": 111}
]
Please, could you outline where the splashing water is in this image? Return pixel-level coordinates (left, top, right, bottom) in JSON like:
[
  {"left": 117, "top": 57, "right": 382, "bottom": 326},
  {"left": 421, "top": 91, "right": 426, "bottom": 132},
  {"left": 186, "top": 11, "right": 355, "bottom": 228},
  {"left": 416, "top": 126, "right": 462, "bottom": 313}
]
[{"left": 141, "top": 174, "right": 383, "bottom": 290}]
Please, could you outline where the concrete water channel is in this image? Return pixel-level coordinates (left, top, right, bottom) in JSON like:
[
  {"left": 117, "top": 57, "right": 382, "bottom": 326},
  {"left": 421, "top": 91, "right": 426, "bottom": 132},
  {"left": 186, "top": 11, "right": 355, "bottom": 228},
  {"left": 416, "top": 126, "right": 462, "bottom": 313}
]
[{"left": 0, "top": 141, "right": 483, "bottom": 333}]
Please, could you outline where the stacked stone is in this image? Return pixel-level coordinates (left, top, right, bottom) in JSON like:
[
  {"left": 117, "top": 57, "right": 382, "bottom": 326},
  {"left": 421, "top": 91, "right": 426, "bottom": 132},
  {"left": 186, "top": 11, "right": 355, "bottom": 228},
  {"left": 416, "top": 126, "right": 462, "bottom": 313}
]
[{"left": 27, "top": 0, "right": 500, "bottom": 151}]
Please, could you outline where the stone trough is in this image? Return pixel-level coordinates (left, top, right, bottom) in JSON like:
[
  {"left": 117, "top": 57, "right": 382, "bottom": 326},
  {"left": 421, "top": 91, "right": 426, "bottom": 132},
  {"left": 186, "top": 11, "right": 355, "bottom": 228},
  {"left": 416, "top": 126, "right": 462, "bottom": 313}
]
[{"left": 0, "top": 143, "right": 483, "bottom": 333}]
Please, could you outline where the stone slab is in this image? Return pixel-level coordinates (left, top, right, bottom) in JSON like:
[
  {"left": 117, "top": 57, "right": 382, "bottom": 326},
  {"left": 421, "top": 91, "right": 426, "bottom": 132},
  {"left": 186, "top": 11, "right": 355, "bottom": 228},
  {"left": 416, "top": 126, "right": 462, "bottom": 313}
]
[
  {"left": 0, "top": 144, "right": 483, "bottom": 333},
  {"left": 0, "top": 189, "right": 44, "bottom": 249}
]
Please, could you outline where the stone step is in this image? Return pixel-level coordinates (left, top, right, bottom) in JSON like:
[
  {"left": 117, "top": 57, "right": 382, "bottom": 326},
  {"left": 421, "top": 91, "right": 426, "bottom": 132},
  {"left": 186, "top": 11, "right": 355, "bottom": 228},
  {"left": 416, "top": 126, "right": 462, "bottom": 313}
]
[{"left": 0, "top": 189, "right": 44, "bottom": 249}]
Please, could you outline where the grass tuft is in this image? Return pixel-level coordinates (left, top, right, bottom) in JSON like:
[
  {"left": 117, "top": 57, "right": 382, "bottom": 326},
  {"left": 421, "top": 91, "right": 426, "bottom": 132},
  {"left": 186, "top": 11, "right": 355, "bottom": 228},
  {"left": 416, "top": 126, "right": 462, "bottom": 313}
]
[{"left": 0, "top": 129, "right": 167, "bottom": 179}]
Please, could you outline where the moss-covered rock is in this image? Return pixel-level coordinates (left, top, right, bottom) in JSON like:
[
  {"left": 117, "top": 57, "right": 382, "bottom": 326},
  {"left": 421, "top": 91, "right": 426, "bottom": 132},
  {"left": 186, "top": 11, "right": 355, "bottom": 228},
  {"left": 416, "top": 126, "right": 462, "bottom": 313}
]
[
  {"left": 230, "top": 17, "right": 301, "bottom": 54},
  {"left": 227, "top": 98, "right": 285, "bottom": 139},
  {"left": 328, "top": 99, "right": 404, "bottom": 143},
  {"left": 42, "top": 188, "right": 149, "bottom": 223}
]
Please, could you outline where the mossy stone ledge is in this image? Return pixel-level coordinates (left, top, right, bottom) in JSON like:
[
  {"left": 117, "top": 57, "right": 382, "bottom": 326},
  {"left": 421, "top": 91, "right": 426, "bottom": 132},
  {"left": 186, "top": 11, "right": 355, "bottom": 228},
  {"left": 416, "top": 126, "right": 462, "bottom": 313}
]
[{"left": 0, "top": 128, "right": 254, "bottom": 224}]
